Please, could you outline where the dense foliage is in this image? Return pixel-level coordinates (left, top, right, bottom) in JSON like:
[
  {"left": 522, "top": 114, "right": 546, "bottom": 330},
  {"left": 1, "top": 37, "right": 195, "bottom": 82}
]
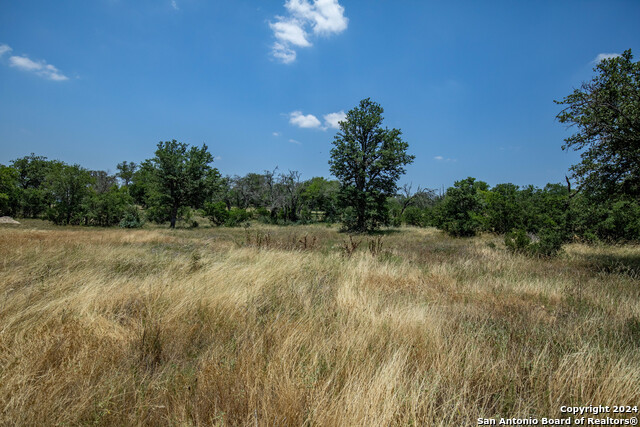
[
  {"left": 329, "top": 98, "right": 414, "bottom": 232},
  {"left": 432, "top": 177, "right": 488, "bottom": 237},
  {"left": 1, "top": 150, "right": 639, "bottom": 244},
  {"left": 141, "top": 140, "right": 220, "bottom": 228},
  {"left": 556, "top": 50, "right": 640, "bottom": 199}
]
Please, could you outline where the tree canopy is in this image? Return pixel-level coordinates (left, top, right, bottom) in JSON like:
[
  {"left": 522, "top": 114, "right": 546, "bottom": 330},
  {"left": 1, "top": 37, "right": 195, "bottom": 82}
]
[
  {"left": 145, "top": 140, "right": 220, "bottom": 228},
  {"left": 556, "top": 49, "right": 640, "bottom": 199},
  {"left": 329, "top": 98, "right": 414, "bottom": 232}
]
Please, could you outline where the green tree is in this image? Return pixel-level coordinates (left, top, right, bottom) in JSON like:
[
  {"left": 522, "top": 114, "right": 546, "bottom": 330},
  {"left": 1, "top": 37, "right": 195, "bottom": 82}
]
[
  {"left": 276, "top": 170, "right": 302, "bottom": 223},
  {"left": 434, "top": 177, "right": 488, "bottom": 237},
  {"left": 45, "top": 163, "right": 93, "bottom": 225},
  {"left": 556, "top": 49, "right": 640, "bottom": 199},
  {"left": 146, "top": 140, "right": 220, "bottom": 228},
  {"left": 402, "top": 205, "right": 426, "bottom": 227},
  {"left": 129, "top": 161, "right": 155, "bottom": 207},
  {"left": 483, "top": 183, "right": 522, "bottom": 234},
  {"left": 11, "top": 154, "right": 58, "bottom": 217},
  {"left": 329, "top": 98, "right": 414, "bottom": 232},
  {"left": 89, "top": 170, "right": 117, "bottom": 194},
  {"left": 84, "top": 186, "right": 137, "bottom": 227},
  {"left": 116, "top": 161, "right": 138, "bottom": 187},
  {"left": 300, "top": 177, "right": 340, "bottom": 222},
  {"left": 0, "top": 165, "right": 20, "bottom": 216}
]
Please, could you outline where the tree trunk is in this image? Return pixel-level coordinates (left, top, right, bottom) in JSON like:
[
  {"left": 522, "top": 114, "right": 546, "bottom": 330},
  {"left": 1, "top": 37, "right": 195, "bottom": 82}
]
[
  {"left": 357, "top": 196, "right": 366, "bottom": 232},
  {"left": 170, "top": 205, "right": 178, "bottom": 229},
  {"left": 564, "top": 176, "right": 573, "bottom": 238}
]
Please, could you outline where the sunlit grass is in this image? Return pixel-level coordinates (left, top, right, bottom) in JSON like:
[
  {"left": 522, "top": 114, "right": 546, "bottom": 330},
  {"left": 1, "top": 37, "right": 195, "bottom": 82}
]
[{"left": 1, "top": 221, "right": 639, "bottom": 425}]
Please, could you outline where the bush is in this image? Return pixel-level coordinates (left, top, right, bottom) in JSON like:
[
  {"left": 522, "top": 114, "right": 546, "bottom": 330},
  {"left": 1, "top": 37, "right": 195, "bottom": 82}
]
[
  {"left": 403, "top": 206, "right": 425, "bottom": 226},
  {"left": 505, "top": 228, "right": 564, "bottom": 257},
  {"left": 145, "top": 203, "right": 171, "bottom": 224},
  {"left": 225, "top": 208, "right": 251, "bottom": 227},
  {"left": 340, "top": 206, "right": 358, "bottom": 232},
  {"left": 204, "top": 201, "right": 229, "bottom": 226},
  {"left": 299, "top": 207, "right": 312, "bottom": 224},
  {"left": 254, "top": 207, "right": 270, "bottom": 221},
  {"left": 434, "top": 177, "right": 487, "bottom": 237},
  {"left": 119, "top": 210, "right": 144, "bottom": 228},
  {"left": 85, "top": 186, "right": 136, "bottom": 227},
  {"left": 504, "top": 229, "right": 531, "bottom": 254}
]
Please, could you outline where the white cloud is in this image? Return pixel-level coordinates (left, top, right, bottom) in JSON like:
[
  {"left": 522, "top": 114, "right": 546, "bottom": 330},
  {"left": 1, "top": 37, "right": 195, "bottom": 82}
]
[
  {"left": 594, "top": 53, "right": 621, "bottom": 63},
  {"left": 8, "top": 54, "right": 68, "bottom": 81},
  {"left": 273, "top": 132, "right": 281, "bottom": 137},
  {"left": 289, "top": 138, "right": 302, "bottom": 145},
  {"left": 289, "top": 110, "right": 322, "bottom": 128},
  {"left": 269, "top": 19, "right": 311, "bottom": 47},
  {"left": 0, "top": 44, "right": 12, "bottom": 57},
  {"left": 270, "top": 0, "right": 348, "bottom": 63},
  {"left": 272, "top": 42, "right": 297, "bottom": 64},
  {"left": 286, "top": 0, "right": 348, "bottom": 35},
  {"left": 434, "top": 156, "right": 444, "bottom": 161},
  {"left": 323, "top": 110, "right": 345, "bottom": 129},
  {"left": 171, "top": 0, "right": 179, "bottom": 10},
  {"left": 9, "top": 55, "right": 41, "bottom": 71},
  {"left": 289, "top": 109, "right": 347, "bottom": 130}
]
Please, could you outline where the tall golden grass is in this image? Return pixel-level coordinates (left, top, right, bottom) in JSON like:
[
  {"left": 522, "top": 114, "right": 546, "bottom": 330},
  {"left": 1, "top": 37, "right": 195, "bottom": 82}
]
[{"left": 1, "top": 222, "right": 639, "bottom": 425}]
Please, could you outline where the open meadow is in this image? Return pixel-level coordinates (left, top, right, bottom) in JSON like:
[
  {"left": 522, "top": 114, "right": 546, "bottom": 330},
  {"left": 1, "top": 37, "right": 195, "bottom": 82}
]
[{"left": 1, "top": 221, "right": 639, "bottom": 426}]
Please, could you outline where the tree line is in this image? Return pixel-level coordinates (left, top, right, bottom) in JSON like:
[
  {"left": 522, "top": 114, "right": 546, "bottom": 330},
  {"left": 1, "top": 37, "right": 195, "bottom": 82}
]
[
  {"left": 0, "top": 50, "right": 637, "bottom": 253},
  {"left": 1, "top": 150, "right": 637, "bottom": 242}
]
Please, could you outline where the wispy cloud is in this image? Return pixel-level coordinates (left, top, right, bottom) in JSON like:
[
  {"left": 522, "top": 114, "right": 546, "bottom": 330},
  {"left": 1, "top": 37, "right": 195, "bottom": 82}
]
[
  {"left": 323, "top": 111, "right": 345, "bottom": 129},
  {"left": 434, "top": 156, "right": 457, "bottom": 162},
  {"left": 0, "top": 44, "right": 12, "bottom": 57},
  {"left": 269, "top": 0, "right": 348, "bottom": 64},
  {"left": 171, "top": 0, "right": 179, "bottom": 10},
  {"left": 272, "top": 42, "right": 297, "bottom": 64},
  {"left": 289, "top": 111, "right": 322, "bottom": 128},
  {"left": 7, "top": 51, "right": 68, "bottom": 81},
  {"left": 273, "top": 132, "right": 281, "bottom": 137},
  {"left": 289, "top": 138, "right": 302, "bottom": 145},
  {"left": 593, "top": 53, "right": 621, "bottom": 63}
]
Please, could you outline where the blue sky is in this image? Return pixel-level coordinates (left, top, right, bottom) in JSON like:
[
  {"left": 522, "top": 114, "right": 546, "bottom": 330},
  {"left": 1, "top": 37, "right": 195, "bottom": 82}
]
[{"left": 1, "top": 0, "right": 639, "bottom": 190}]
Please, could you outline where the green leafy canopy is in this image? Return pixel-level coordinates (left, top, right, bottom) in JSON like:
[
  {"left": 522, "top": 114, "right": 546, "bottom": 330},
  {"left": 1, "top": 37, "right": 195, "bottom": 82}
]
[
  {"left": 329, "top": 98, "right": 414, "bottom": 232},
  {"left": 556, "top": 49, "right": 640, "bottom": 199}
]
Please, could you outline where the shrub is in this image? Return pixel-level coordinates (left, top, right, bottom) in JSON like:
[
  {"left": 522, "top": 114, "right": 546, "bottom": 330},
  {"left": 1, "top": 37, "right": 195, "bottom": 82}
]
[
  {"left": 403, "top": 206, "right": 425, "bottom": 226},
  {"left": 204, "top": 201, "right": 229, "bottom": 226},
  {"left": 254, "top": 207, "right": 271, "bottom": 222},
  {"left": 119, "top": 210, "right": 144, "bottom": 228},
  {"left": 505, "top": 228, "right": 564, "bottom": 257},
  {"left": 504, "top": 229, "right": 531, "bottom": 254},
  {"left": 225, "top": 208, "right": 251, "bottom": 227},
  {"left": 299, "top": 207, "right": 312, "bottom": 224},
  {"left": 434, "top": 177, "right": 488, "bottom": 237},
  {"left": 85, "top": 186, "right": 137, "bottom": 227}
]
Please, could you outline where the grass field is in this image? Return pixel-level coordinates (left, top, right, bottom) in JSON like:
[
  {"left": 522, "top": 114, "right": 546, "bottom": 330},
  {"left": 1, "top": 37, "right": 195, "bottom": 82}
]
[{"left": 1, "top": 220, "right": 639, "bottom": 426}]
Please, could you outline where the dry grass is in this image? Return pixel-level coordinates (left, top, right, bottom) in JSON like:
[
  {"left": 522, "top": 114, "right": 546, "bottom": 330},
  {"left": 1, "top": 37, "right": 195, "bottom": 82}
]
[{"left": 1, "top": 221, "right": 639, "bottom": 426}]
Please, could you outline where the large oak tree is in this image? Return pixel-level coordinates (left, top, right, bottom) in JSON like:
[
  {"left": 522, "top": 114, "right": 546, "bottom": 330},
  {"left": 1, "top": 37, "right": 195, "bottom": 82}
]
[
  {"left": 329, "top": 98, "right": 414, "bottom": 232},
  {"left": 146, "top": 140, "right": 220, "bottom": 228}
]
